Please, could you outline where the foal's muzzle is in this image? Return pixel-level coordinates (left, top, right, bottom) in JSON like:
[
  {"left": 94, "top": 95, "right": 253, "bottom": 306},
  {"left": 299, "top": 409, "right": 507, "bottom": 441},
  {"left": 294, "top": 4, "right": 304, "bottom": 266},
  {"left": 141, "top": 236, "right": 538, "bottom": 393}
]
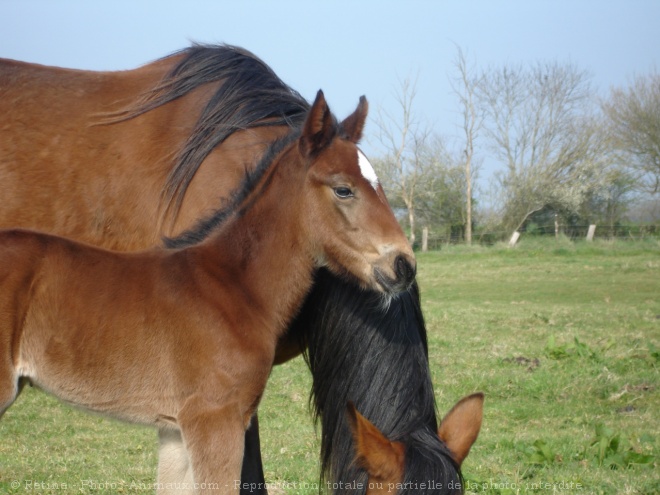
[{"left": 374, "top": 254, "right": 417, "bottom": 294}]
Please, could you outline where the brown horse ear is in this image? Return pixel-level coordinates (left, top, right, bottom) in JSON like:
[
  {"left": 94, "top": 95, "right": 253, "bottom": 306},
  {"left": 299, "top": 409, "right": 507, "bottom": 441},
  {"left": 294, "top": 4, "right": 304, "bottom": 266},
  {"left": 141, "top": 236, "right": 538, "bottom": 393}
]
[
  {"left": 346, "top": 402, "right": 405, "bottom": 482},
  {"left": 438, "top": 392, "right": 484, "bottom": 466},
  {"left": 300, "top": 90, "right": 336, "bottom": 157},
  {"left": 341, "top": 96, "right": 368, "bottom": 143}
]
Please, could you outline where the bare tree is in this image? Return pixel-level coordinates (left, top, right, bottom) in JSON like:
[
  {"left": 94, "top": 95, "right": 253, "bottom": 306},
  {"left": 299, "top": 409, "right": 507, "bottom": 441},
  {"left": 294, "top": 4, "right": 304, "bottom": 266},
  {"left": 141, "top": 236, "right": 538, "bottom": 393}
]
[
  {"left": 479, "top": 61, "right": 607, "bottom": 233},
  {"left": 373, "top": 77, "right": 436, "bottom": 245},
  {"left": 601, "top": 71, "right": 660, "bottom": 195},
  {"left": 450, "top": 46, "right": 483, "bottom": 245},
  {"left": 414, "top": 136, "right": 467, "bottom": 238}
]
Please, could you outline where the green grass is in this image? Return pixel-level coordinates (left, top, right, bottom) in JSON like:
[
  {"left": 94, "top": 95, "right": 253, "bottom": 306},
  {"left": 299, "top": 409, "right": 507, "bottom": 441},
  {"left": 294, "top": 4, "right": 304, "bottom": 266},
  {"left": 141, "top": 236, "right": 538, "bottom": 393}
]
[
  {"left": 1, "top": 238, "right": 658, "bottom": 494},
  {"left": 417, "top": 239, "right": 659, "bottom": 494}
]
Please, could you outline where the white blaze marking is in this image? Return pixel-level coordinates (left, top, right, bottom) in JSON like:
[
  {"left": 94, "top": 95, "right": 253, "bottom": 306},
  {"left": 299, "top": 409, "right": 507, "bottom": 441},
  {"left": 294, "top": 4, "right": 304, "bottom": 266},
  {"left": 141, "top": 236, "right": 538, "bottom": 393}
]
[{"left": 357, "top": 149, "right": 379, "bottom": 190}]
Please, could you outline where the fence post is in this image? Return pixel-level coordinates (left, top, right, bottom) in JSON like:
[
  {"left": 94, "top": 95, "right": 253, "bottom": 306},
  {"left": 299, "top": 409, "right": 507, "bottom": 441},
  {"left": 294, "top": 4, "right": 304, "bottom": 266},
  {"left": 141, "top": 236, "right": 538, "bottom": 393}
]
[
  {"left": 508, "top": 231, "right": 520, "bottom": 247},
  {"left": 586, "top": 224, "right": 596, "bottom": 242},
  {"left": 422, "top": 227, "right": 428, "bottom": 252}
]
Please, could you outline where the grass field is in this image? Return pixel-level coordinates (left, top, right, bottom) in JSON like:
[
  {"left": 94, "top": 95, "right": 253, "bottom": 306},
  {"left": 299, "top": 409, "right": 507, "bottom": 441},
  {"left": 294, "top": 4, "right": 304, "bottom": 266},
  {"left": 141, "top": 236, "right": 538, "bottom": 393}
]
[{"left": 1, "top": 238, "right": 658, "bottom": 494}]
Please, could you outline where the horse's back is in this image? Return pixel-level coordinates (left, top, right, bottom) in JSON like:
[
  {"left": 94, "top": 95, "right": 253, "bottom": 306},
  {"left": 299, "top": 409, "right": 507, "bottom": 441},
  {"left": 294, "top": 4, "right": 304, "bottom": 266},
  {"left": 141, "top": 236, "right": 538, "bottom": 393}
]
[
  {"left": 0, "top": 55, "right": 293, "bottom": 249},
  {"left": 0, "top": 228, "right": 172, "bottom": 420},
  {"left": 0, "top": 57, "right": 187, "bottom": 247},
  {"left": 0, "top": 229, "right": 99, "bottom": 311},
  {"left": 0, "top": 57, "right": 166, "bottom": 132},
  {"left": 0, "top": 227, "right": 273, "bottom": 426}
]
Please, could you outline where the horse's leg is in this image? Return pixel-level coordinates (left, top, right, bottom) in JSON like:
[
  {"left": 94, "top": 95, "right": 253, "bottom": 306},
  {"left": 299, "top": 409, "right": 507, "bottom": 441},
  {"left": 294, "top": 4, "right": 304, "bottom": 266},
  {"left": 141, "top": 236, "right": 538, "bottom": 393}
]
[
  {"left": 178, "top": 397, "right": 245, "bottom": 494},
  {"left": 157, "top": 428, "right": 195, "bottom": 495},
  {"left": 240, "top": 414, "right": 267, "bottom": 495},
  {"left": 0, "top": 374, "right": 18, "bottom": 420},
  {"left": 0, "top": 340, "right": 21, "bottom": 420}
]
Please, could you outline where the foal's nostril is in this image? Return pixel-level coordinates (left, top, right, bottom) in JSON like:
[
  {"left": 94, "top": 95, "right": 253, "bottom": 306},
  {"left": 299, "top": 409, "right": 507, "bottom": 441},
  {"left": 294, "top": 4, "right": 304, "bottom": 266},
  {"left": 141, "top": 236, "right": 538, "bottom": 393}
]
[{"left": 395, "top": 255, "right": 416, "bottom": 286}]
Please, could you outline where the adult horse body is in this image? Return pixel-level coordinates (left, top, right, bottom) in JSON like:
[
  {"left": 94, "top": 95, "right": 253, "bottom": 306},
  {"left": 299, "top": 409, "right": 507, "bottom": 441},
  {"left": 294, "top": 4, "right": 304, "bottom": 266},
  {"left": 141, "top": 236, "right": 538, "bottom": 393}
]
[
  {"left": 0, "top": 91, "right": 415, "bottom": 494},
  {"left": 0, "top": 45, "right": 479, "bottom": 493},
  {"left": 0, "top": 45, "right": 308, "bottom": 251}
]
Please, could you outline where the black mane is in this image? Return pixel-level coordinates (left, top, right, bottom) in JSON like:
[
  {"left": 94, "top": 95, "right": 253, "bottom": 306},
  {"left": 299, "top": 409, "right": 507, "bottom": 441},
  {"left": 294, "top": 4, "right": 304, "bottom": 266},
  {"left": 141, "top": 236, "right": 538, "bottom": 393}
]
[
  {"left": 294, "top": 269, "right": 463, "bottom": 494},
  {"left": 163, "top": 132, "right": 298, "bottom": 249},
  {"left": 111, "top": 43, "right": 310, "bottom": 217}
]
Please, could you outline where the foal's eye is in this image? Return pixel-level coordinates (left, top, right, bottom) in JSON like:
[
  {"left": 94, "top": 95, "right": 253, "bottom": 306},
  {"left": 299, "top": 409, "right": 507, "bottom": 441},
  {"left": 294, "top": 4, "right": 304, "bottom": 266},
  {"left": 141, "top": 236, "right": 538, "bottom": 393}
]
[{"left": 333, "top": 187, "right": 354, "bottom": 199}]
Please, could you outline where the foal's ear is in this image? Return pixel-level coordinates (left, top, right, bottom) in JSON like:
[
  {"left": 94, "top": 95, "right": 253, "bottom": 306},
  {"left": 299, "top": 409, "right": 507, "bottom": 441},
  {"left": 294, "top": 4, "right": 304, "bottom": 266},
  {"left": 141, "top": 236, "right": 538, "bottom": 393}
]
[
  {"left": 438, "top": 392, "right": 484, "bottom": 466},
  {"left": 346, "top": 402, "right": 405, "bottom": 482},
  {"left": 300, "top": 90, "right": 336, "bottom": 157},
  {"left": 341, "top": 96, "right": 368, "bottom": 143}
]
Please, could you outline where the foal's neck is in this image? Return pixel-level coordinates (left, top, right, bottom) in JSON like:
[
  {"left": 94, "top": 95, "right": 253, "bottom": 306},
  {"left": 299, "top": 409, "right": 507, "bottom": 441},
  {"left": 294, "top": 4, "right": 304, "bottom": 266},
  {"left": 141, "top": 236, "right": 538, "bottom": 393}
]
[{"left": 193, "top": 149, "right": 315, "bottom": 335}]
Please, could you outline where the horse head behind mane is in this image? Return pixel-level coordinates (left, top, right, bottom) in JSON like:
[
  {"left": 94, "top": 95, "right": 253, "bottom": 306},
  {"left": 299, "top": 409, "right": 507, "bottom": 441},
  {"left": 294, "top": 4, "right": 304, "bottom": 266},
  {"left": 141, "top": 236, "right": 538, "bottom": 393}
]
[{"left": 294, "top": 269, "right": 465, "bottom": 494}]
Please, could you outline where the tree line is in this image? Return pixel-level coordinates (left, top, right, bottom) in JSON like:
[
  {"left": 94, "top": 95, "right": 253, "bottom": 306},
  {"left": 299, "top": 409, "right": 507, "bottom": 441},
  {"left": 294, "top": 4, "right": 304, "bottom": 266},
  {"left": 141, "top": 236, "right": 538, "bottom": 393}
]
[{"left": 372, "top": 47, "right": 660, "bottom": 246}]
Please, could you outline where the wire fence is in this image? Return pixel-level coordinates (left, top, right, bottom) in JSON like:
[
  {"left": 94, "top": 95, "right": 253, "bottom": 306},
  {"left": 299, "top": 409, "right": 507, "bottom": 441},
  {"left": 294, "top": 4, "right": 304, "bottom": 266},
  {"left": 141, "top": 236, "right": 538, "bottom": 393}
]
[{"left": 419, "top": 224, "right": 660, "bottom": 250}]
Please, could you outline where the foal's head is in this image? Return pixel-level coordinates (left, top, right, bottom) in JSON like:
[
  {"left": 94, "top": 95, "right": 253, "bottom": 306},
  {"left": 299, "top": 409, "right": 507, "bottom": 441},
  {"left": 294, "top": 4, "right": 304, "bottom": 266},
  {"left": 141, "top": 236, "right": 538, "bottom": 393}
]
[{"left": 297, "top": 91, "right": 415, "bottom": 294}]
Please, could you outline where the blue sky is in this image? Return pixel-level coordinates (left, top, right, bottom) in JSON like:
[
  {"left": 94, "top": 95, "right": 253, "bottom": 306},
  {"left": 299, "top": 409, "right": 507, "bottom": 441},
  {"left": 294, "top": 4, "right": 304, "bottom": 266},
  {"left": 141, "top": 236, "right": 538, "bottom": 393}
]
[{"left": 2, "top": 0, "right": 658, "bottom": 184}]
